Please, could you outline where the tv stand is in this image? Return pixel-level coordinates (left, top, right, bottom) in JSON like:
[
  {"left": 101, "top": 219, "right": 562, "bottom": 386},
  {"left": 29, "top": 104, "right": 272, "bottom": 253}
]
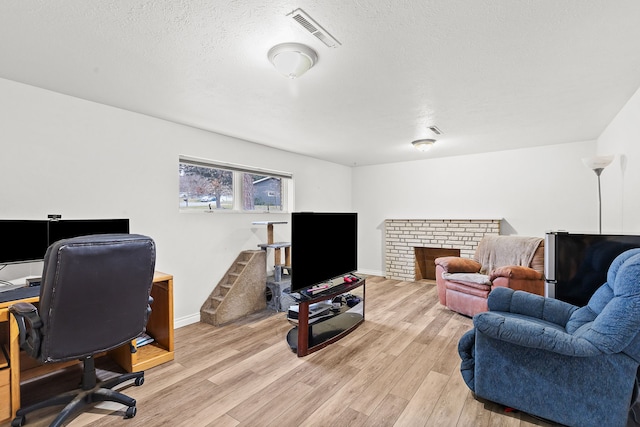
[{"left": 286, "top": 277, "right": 365, "bottom": 357}]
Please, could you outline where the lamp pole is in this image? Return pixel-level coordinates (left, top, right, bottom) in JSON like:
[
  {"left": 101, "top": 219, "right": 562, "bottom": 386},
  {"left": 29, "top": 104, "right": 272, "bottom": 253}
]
[
  {"left": 582, "top": 155, "right": 614, "bottom": 235},
  {"left": 594, "top": 167, "right": 604, "bottom": 234}
]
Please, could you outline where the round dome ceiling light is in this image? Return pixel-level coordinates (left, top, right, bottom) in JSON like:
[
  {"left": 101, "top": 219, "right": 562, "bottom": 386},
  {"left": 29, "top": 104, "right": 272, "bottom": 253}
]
[
  {"left": 268, "top": 43, "right": 318, "bottom": 79},
  {"left": 412, "top": 139, "right": 436, "bottom": 152}
]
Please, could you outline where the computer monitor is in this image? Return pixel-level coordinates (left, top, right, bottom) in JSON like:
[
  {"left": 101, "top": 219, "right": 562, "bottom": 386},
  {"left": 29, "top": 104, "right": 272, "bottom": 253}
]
[
  {"left": 48, "top": 219, "right": 130, "bottom": 245},
  {"left": 0, "top": 220, "right": 50, "bottom": 264}
]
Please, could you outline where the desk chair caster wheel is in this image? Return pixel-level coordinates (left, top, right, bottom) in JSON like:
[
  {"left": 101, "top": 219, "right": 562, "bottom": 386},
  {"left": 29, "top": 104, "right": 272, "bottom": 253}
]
[
  {"left": 11, "top": 415, "right": 25, "bottom": 427},
  {"left": 125, "top": 406, "right": 137, "bottom": 419},
  {"left": 134, "top": 375, "right": 144, "bottom": 386}
]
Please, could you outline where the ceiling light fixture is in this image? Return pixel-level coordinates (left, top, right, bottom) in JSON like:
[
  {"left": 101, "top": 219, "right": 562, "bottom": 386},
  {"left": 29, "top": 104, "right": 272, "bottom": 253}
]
[
  {"left": 268, "top": 43, "right": 318, "bottom": 79},
  {"left": 412, "top": 139, "right": 435, "bottom": 152}
]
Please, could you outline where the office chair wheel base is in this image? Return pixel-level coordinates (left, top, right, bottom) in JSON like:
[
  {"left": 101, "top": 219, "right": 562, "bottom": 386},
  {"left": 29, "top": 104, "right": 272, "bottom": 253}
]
[
  {"left": 125, "top": 406, "right": 137, "bottom": 419},
  {"left": 134, "top": 376, "right": 144, "bottom": 386},
  {"left": 11, "top": 415, "right": 25, "bottom": 427}
]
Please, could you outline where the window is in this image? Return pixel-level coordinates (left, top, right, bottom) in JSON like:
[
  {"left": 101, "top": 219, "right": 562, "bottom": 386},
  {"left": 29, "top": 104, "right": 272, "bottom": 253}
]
[{"left": 179, "top": 156, "right": 293, "bottom": 213}]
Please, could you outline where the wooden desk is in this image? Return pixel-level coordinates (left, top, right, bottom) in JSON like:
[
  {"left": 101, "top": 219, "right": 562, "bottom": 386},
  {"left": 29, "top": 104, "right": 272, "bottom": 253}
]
[{"left": 0, "top": 271, "right": 174, "bottom": 423}]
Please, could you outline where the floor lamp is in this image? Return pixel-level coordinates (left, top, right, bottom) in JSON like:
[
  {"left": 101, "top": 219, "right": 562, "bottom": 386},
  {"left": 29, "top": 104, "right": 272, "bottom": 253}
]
[{"left": 582, "top": 155, "right": 614, "bottom": 234}]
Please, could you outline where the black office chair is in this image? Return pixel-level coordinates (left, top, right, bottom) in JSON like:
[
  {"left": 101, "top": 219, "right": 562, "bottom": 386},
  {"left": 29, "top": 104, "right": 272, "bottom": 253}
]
[{"left": 9, "top": 233, "right": 156, "bottom": 427}]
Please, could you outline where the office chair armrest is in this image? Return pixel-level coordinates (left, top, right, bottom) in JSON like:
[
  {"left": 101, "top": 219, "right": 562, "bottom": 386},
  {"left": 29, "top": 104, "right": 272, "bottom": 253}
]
[
  {"left": 146, "top": 296, "right": 154, "bottom": 322},
  {"left": 8, "top": 302, "right": 43, "bottom": 358}
]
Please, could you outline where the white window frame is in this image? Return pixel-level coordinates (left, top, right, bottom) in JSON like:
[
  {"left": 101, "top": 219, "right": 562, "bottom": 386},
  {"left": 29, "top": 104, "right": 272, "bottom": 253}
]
[{"left": 179, "top": 155, "right": 294, "bottom": 213}]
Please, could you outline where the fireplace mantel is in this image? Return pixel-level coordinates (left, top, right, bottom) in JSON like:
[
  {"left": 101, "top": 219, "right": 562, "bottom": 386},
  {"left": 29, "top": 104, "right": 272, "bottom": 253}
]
[{"left": 384, "top": 219, "right": 501, "bottom": 281}]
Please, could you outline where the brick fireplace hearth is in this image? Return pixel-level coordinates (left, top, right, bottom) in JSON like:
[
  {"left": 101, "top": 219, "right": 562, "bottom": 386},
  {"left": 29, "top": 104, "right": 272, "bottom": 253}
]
[{"left": 385, "top": 219, "right": 501, "bottom": 281}]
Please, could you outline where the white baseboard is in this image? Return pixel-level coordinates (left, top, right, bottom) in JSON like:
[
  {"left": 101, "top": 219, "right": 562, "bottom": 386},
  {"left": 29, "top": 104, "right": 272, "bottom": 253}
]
[{"left": 174, "top": 312, "right": 200, "bottom": 329}]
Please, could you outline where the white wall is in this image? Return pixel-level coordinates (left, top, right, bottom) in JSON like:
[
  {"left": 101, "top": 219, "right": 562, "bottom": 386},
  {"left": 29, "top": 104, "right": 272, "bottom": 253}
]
[
  {"left": 353, "top": 81, "right": 640, "bottom": 277},
  {"left": 0, "top": 78, "right": 353, "bottom": 326},
  {"left": 352, "top": 141, "right": 604, "bottom": 276},
  {"left": 598, "top": 85, "right": 640, "bottom": 234},
  {"left": 3, "top": 76, "right": 639, "bottom": 324}
]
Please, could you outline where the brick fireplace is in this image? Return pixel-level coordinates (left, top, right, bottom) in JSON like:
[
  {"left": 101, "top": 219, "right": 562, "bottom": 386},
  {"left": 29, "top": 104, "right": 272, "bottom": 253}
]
[{"left": 384, "top": 219, "right": 501, "bottom": 281}]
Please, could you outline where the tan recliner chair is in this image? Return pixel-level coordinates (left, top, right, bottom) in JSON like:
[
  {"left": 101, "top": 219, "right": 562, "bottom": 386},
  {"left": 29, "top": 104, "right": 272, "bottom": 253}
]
[{"left": 434, "top": 235, "right": 544, "bottom": 317}]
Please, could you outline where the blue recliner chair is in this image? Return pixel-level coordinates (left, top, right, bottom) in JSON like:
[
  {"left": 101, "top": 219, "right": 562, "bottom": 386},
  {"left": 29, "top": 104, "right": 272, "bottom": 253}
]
[{"left": 458, "top": 248, "right": 640, "bottom": 427}]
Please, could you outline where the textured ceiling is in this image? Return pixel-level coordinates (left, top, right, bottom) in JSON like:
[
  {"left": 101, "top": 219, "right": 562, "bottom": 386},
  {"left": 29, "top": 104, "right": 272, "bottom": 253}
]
[{"left": 2, "top": 1, "right": 640, "bottom": 166}]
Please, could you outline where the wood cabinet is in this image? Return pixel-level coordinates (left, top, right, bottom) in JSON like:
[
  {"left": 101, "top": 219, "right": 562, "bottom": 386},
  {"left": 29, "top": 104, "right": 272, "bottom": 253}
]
[
  {"left": 0, "top": 271, "right": 174, "bottom": 423},
  {"left": 0, "top": 320, "right": 10, "bottom": 422},
  {"left": 108, "top": 272, "right": 175, "bottom": 372}
]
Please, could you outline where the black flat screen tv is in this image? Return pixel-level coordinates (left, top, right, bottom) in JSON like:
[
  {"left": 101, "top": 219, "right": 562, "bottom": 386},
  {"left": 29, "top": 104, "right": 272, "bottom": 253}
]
[
  {"left": 291, "top": 212, "right": 357, "bottom": 292},
  {"left": 48, "top": 219, "right": 130, "bottom": 245},
  {"left": 545, "top": 231, "right": 640, "bottom": 306},
  {"left": 0, "top": 220, "right": 50, "bottom": 264}
]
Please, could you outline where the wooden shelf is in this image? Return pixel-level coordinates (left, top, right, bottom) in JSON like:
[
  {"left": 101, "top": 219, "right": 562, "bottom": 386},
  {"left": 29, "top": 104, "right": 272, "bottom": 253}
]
[
  {"left": 0, "top": 348, "right": 7, "bottom": 369},
  {"left": 108, "top": 271, "right": 174, "bottom": 372}
]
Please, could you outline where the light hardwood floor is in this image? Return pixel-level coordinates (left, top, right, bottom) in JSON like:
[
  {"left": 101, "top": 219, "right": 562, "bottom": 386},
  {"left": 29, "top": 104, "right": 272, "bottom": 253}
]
[{"left": 4, "top": 276, "right": 560, "bottom": 427}]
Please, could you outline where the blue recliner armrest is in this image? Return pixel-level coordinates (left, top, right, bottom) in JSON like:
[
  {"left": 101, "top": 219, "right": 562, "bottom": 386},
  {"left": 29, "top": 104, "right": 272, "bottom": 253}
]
[
  {"left": 487, "top": 287, "right": 578, "bottom": 325},
  {"left": 474, "top": 311, "right": 604, "bottom": 357}
]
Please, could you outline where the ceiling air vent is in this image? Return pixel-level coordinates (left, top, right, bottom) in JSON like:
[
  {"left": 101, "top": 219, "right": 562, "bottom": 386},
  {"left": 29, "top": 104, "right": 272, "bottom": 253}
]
[
  {"left": 287, "top": 8, "right": 341, "bottom": 48},
  {"left": 428, "top": 126, "right": 443, "bottom": 135}
]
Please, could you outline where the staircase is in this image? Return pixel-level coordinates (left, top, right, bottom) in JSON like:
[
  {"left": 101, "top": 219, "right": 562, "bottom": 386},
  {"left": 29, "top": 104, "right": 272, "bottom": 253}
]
[{"left": 200, "top": 250, "right": 266, "bottom": 326}]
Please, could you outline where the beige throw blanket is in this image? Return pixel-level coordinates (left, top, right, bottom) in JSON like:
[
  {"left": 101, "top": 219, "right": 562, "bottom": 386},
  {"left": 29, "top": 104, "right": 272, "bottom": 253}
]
[
  {"left": 442, "top": 272, "right": 491, "bottom": 285},
  {"left": 474, "top": 235, "right": 543, "bottom": 275}
]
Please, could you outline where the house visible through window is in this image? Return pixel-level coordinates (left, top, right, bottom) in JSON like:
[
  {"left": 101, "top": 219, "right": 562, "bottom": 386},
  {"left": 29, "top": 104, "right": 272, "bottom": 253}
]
[
  {"left": 179, "top": 156, "right": 293, "bottom": 213},
  {"left": 244, "top": 175, "right": 282, "bottom": 211}
]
